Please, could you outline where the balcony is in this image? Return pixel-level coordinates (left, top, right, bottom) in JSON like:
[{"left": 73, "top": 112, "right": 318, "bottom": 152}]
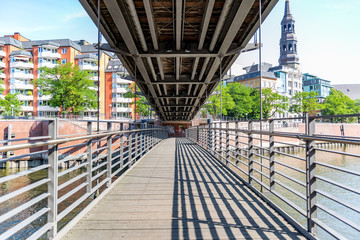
[
  {"left": 112, "top": 88, "right": 127, "bottom": 94},
  {"left": 0, "top": 73, "right": 5, "bottom": 79},
  {"left": 115, "top": 78, "right": 132, "bottom": 84},
  {"left": 38, "top": 95, "right": 51, "bottom": 101},
  {"left": 17, "top": 94, "right": 33, "bottom": 101},
  {"left": 0, "top": 62, "right": 5, "bottom": 68},
  {"left": 21, "top": 106, "right": 34, "bottom": 111},
  {"left": 10, "top": 84, "right": 34, "bottom": 90},
  {"left": 38, "top": 51, "right": 61, "bottom": 59},
  {"left": 10, "top": 62, "right": 34, "bottom": 69},
  {"left": 38, "top": 62, "right": 58, "bottom": 69},
  {"left": 80, "top": 65, "right": 98, "bottom": 71},
  {"left": 90, "top": 76, "right": 98, "bottom": 81},
  {"left": 38, "top": 105, "right": 59, "bottom": 111},
  {"left": 113, "top": 107, "right": 132, "bottom": 113},
  {"left": 114, "top": 97, "right": 132, "bottom": 103},
  {"left": 0, "top": 50, "right": 5, "bottom": 57},
  {"left": 10, "top": 72, "right": 34, "bottom": 79}
]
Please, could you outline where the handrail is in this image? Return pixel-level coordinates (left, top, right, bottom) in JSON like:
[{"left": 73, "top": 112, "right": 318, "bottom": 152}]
[{"left": 186, "top": 114, "right": 360, "bottom": 240}]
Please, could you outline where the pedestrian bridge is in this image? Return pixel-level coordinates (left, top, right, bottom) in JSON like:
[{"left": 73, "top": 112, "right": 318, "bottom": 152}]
[
  {"left": 0, "top": 118, "right": 359, "bottom": 240},
  {"left": 62, "top": 138, "right": 304, "bottom": 240}
]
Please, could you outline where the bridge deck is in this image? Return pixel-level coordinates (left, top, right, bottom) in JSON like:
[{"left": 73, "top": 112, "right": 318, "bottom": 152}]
[{"left": 63, "top": 138, "right": 305, "bottom": 240}]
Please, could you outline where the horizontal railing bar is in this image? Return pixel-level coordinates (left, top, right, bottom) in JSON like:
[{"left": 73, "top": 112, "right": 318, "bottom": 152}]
[
  {"left": 314, "top": 147, "right": 360, "bottom": 159},
  {"left": 0, "top": 150, "right": 48, "bottom": 164},
  {"left": 91, "top": 169, "right": 108, "bottom": 182},
  {"left": 91, "top": 178, "right": 108, "bottom": 194},
  {"left": 91, "top": 154, "right": 107, "bottom": 163},
  {"left": 0, "top": 193, "right": 49, "bottom": 224},
  {"left": 315, "top": 161, "right": 360, "bottom": 177},
  {"left": 58, "top": 162, "right": 88, "bottom": 177},
  {"left": 0, "top": 207, "right": 49, "bottom": 240},
  {"left": 273, "top": 140, "right": 306, "bottom": 148},
  {"left": 226, "top": 159, "right": 248, "bottom": 175},
  {"left": 252, "top": 168, "right": 270, "bottom": 179},
  {"left": 316, "top": 175, "right": 360, "bottom": 195},
  {"left": 273, "top": 149, "right": 306, "bottom": 161},
  {"left": 57, "top": 193, "right": 90, "bottom": 221},
  {"left": 91, "top": 146, "right": 107, "bottom": 153},
  {"left": 58, "top": 172, "right": 88, "bottom": 191},
  {"left": 58, "top": 142, "right": 87, "bottom": 151},
  {"left": 312, "top": 218, "right": 344, "bottom": 240},
  {"left": 274, "top": 170, "right": 306, "bottom": 187},
  {"left": 27, "top": 223, "right": 52, "bottom": 240},
  {"left": 92, "top": 161, "right": 107, "bottom": 172},
  {"left": 58, "top": 182, "right": 88, "bottom": 204},
  {"left": 270, "top": 190, "right": 307, "bottom": 217},
  {"left": 252, "top": 159, "right": 270, "bottom": 170},
  {"left": 317, "top": 203, "right": 360, "bottom": 232},
  {"left": 253, "top": 145, "right": 270, "bottom": 152},
  {"left": 0, "top": 128, "right": 167, "bottom": 153},
  {"left": 111, "top": 161, "right": 131, "bottom": 177},
  {"left": 274, "top": 180, "right": 306, "bottom": 200},
  {"left": 0, "top": 135, "right": 51, "bottom": 144},
  {"left": 58, "top": 153, "right": 87, "bottom": 165},
  {"left": 274, "top": 160, "right": 306, "bottom": 174},
  {"left": 316, "top": 189, "right": 360, "bottom": 214},
  {"left": 252, "top": 152, "right": 270, "bottom": 161},
  {"left": 0, "top": 178, "right": 50, "bottom": 204},
  {"left": 251, "top": 176, "right": 270, "bottom": 191},
  {"left": 0, "top": 164, "right": 50, "bottom": 184}
]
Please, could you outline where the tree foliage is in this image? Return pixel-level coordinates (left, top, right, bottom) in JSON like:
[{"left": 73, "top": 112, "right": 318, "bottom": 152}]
[
  {"left": 226, "top": 83, "right": 255, "bottom": 118},
  {"left": 34, "top": 63, "right": 97, "bottom": 115},
  {"left": 0, "top": 94, "right": 23, "bottom": 116},
  {"left": 125, "top": 85, "right": 152, "bottom": 117},
  {"left": 203, "top": 85, "right": 235, "bottom": 117},
  {"left": 322, "top": 89, "right": 359, "bottom": 121},
  {"left": 290, "top": 91, "right": 322, "bottom": 116}
]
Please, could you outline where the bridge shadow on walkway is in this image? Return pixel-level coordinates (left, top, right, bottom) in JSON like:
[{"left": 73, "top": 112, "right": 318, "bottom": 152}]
[{"left": 63, "top": 138, "right": 305, "bottom": 240}]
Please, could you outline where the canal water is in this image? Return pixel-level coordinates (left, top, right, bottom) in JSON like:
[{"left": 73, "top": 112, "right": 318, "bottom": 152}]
[{"left": 1, "top": 145, "right": 360, "bottom": 239}]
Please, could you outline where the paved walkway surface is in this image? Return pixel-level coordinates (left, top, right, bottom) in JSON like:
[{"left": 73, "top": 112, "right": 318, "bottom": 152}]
[{"left": 63, "top": 138, "right": 305, "bottom": 240}]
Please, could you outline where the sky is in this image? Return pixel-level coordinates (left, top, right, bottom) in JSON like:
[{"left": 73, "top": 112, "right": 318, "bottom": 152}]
[{"left": 0, "top": 0, "right": 359, "bottom": 85}]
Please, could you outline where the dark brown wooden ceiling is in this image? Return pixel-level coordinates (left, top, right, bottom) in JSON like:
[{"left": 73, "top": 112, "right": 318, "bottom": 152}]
[{"left": 80, "top": 0, "right": 278, "bottom": 121}]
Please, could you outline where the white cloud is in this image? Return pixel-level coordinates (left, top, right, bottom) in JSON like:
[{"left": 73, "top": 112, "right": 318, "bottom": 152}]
[{"left": 63, "top": 11, "right": 88, "bottom": 22}]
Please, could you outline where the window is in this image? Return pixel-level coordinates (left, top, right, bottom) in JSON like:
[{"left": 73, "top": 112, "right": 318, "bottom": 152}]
[
  {"left": 288, "top": 24, "right": 292, "bottom": 31},
  {"left": 38, "top": 58, "right": 43, "bottom": 64},
  {"left": 61, "top": 59, "right": 67, "bottom": 64},
  {"left": 289, "top": 43, "right": 293, "bottom": 51},
  {"left": 294, "top": 82, "right": 298, "bottom": 88},
  {"left": 38, "top": 47, "right": 43, "bottom": 53},
  {"left": 283, "top": 45, "right": 287, "bottom": 52},
  {"left": 289, "top": 90, "right": 292, "bottom": 95},
  {"left": 62, "top": 48, "right": 67, "bottom": 54},
  {"left": 283, "top": 25, "right": 286, "bottom": 32}
]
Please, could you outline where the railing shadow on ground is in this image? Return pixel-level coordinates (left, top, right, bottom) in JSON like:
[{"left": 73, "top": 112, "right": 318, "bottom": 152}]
[{"left": 171, "top": 138, "right": 304, "bottom": 239}]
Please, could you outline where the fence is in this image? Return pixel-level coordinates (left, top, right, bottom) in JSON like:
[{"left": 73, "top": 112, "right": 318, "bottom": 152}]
[
  {"left": 186, "top": 114, "right": 360, "bottom": 240},
  {"left": 0, "top": 119, "right": 168, "bottom": 239}
]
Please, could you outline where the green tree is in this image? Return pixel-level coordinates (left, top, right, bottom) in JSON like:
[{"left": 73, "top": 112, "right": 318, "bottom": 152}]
[
  {"left": 322, "top": 89, "right": 359, "bottom": 121},
  {"left": 226, "top": 83, "right": 255, "bottom": 118},
  {"left": 251, "top": 88, "right": 289, "bottom": 119},
  {"left": 203, "top": 85, "right": 235, "bottom": 117},
  {"left": 34, "top": 63, "right": 97, "bottom": 115},
  {"left": 290, "top": 91, "right": 322, "bottom": 116},
  {"left": 0, "top": 93, "right": 23, "bottom": 116},
  {"left": 125, "top": 85, "right": 152, "bottom": 117}
]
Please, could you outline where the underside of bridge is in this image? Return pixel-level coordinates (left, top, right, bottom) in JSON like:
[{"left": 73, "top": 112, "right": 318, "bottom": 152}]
[{"left": 80, "top": 0, "right": 278, "bottom": 121}]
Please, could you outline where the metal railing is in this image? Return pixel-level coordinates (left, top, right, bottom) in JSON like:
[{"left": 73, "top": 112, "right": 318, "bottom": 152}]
[
  {"left": 186, "top": 114, "right": 360, "bottom": 240},
  {"left": 0, "top": 119, "right": 168, "bottom": 239}
]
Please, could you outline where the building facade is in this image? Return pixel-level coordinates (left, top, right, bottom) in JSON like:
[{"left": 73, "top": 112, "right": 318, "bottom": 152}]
[
  {"left": 0, "top": 32, "right": 119, "bottom": 118},
  {"left": 303, "top": 73, "right": 332, "bottom": 102}
]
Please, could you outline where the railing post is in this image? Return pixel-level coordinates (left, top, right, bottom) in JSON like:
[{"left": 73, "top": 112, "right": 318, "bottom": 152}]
[
  {"left": 128, "top": 131, "right": 133, "bottom": 166},
  {"left": 248, "top": 120, "right": 253, "bottom": 185},
  {"left": 269, "top": 119, "right": 275, "bottom": 190},
  {"left": 219, "top": 122, "right": 223, "bottom": 159},
  {"left": 197, "top": 126, "right": 199, "bottom": 144},
  {"left": 226, "top": 122, "right": 230, "bottom": 166},
  {"left": 47, "top": 119, "right": 58, "bottom": 238},
  {"left": 306, "top": 114, "right": 317, "bottom": 235},
  {"left": 86, "top": 121, "right": 93, "bottom": 193},
  {"left": 208, "top": 124, "right": 212, "bottom": 152},
  {"left": 106, "top": 122, "right": 112, "bottom": 186},
  {"left": 120, "top": 133, "right": 124, "bottom": 169},
  {"left": 235, "top": 121, "right": 239, "bottom": 166},
  {"left": 135, "top": 130, "right": 138, "bottom": 161}
]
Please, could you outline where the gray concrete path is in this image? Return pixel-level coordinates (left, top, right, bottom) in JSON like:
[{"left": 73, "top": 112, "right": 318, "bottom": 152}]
[{"left": 62, "top": 138, "right": 305, "bottom": 240}]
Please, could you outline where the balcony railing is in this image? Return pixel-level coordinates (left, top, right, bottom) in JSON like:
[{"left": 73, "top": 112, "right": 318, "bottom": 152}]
[
  {"left": 0, "top": 73, "right": 5, "bottom": 79},
  {"left": 0, "top": 119, "right": 168, "bottom": 239},
  {"left": 80, "top": 65, "right": 98, "bottom": 71},
  {"left": 38, "top": 62, "right": 58, "bottom": 69},
  {"left": 10, "top": 62, "right": 34, "bottom": 69},
  {"left": 38, "top": 51, "right": 61, "bottom": 59},
  {"left": 17, "top": 94, "right": 33, "bottom": 101},
  {"left": 112, "top": 88, "right": 127, "bottom": 94},
  {"left": 10, "top": 72, "right": 34, "bottom": 80},
  {"left": 10, "top": 84, "right": 34, "bottom": 90},
  {"left": 113, "top": 107, "right": 132, "bottom": 113},
  {"left": 0, "top": 50, "right": 5, "bottom": 57},
  {"left": 186, "top": 114, "right": 360, "bottom": 239},
  {"left": 113, "top": 97, "right": 132, "bottom": 103},
  {"left": 0, "top": 62, "right": 5, "bottom": 68},
  {"left": 21, "top": 106, "right": 34, "bottom": 111}
]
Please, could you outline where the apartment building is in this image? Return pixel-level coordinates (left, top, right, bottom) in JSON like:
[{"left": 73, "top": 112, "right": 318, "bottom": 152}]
[
  {"left": 105, "top": 59, "right": 133, "bottom": 120},
  {"left": 0, "top": 32, "right": 115, "bottom": 118}
]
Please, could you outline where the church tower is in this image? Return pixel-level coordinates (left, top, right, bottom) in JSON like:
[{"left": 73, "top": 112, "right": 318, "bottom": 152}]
[{"left": 279, "top": 0, "right": 299, "bottom": 67}]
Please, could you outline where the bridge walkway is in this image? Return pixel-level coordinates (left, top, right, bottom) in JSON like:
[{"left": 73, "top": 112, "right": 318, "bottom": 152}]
[{"left": 62, "top": 138, "right": 305, "bottom": 240}]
